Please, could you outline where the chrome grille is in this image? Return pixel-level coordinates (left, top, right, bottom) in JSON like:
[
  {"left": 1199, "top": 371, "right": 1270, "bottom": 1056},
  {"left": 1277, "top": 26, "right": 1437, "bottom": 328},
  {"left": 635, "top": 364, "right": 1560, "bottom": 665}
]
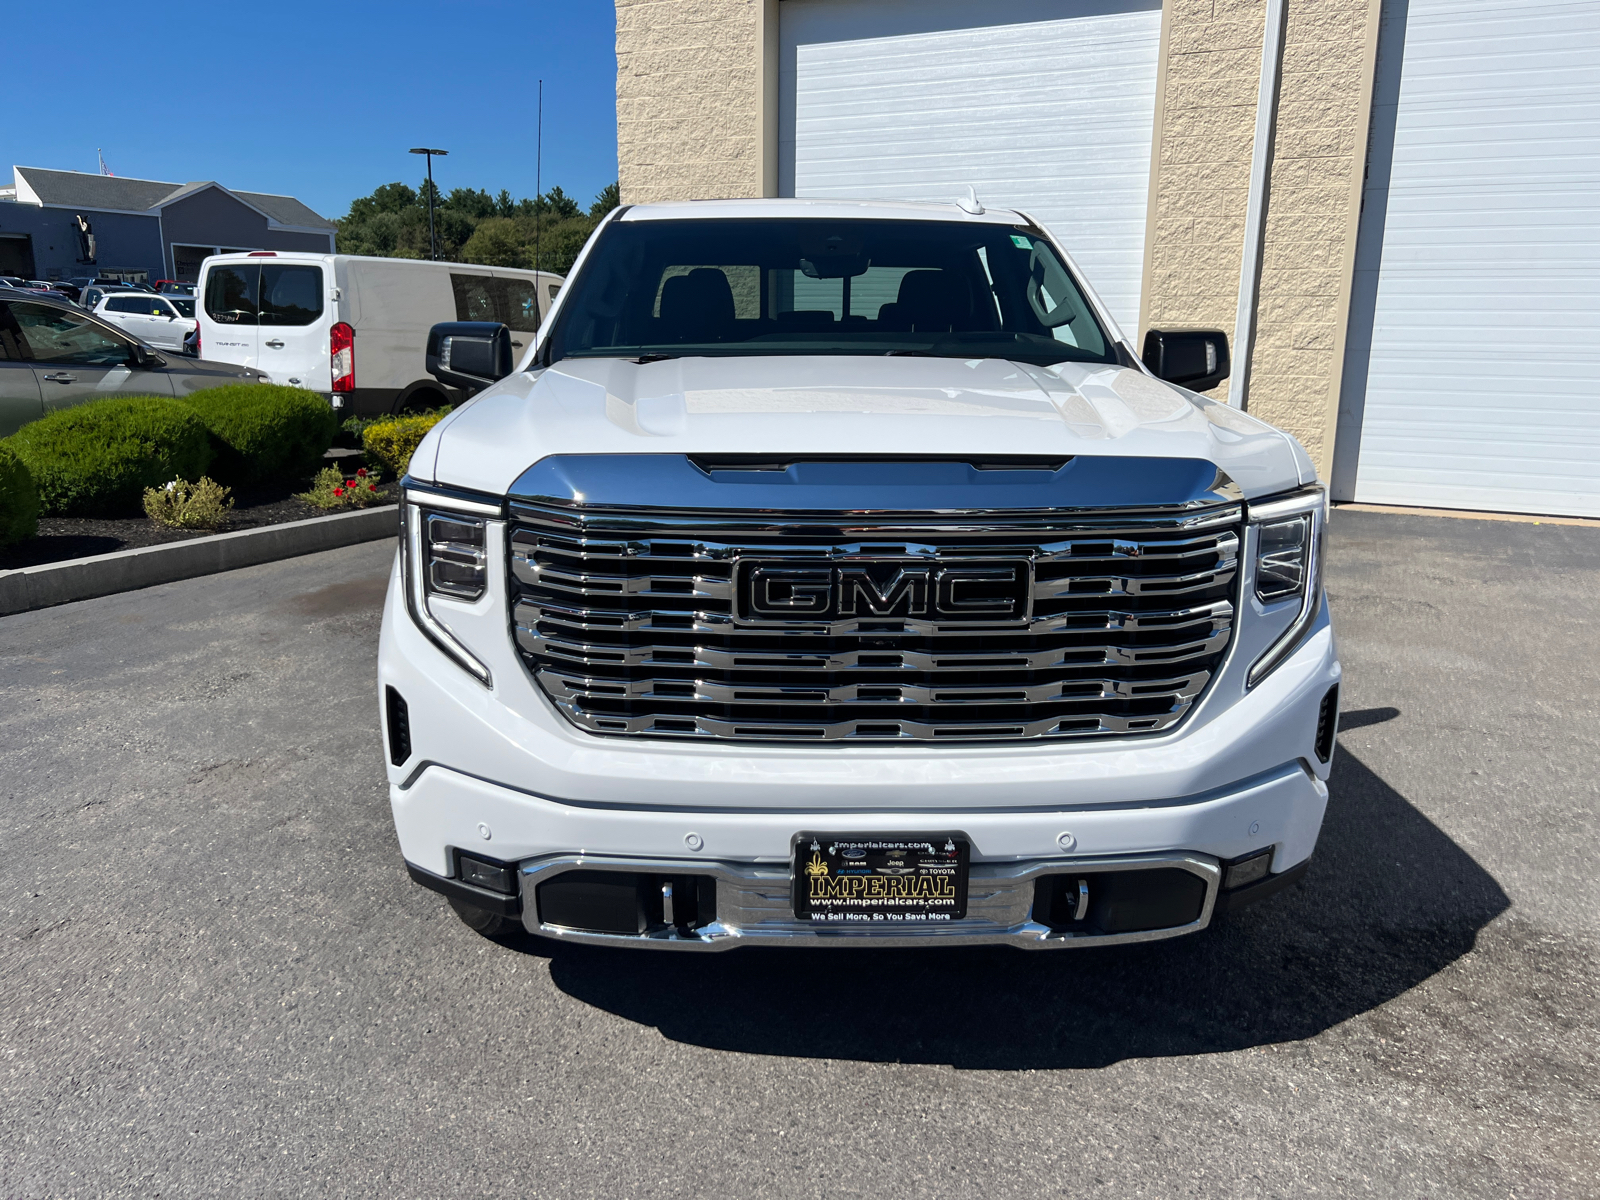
[{"left": 508, "top": 504, "right": 1241, "bottom": 742}]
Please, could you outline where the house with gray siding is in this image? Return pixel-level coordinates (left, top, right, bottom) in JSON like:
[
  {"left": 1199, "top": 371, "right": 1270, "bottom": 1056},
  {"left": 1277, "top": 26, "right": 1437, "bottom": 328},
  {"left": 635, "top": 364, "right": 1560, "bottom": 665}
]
[{"left": 0, "top": 166, "right": 335, "bottom": 283}]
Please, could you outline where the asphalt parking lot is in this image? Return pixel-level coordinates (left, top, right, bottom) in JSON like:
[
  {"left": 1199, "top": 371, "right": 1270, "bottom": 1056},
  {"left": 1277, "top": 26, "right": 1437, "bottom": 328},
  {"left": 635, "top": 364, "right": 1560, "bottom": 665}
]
[{"left": 2, "top": 508, "right": 1597, "bottom": 1198}]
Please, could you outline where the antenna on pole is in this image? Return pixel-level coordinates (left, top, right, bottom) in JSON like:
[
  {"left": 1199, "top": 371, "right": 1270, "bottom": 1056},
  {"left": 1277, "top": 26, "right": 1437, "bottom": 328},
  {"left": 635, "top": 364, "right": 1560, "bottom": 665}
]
[{"left": 535, "top": 79, "right": 543, "bottom": 277}]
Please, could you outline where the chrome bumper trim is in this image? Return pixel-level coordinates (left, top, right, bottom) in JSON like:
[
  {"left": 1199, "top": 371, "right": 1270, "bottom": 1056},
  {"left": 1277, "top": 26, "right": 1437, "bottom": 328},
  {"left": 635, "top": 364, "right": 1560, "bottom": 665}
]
[{"left": 517, "top": 851, "right": 1220, "bottom": 950}]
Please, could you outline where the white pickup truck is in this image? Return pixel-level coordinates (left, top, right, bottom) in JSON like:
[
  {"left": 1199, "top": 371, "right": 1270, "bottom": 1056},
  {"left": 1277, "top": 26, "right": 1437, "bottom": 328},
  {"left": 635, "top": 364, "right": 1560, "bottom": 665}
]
[{"left": 378, "top": 198, "right": 1339, "bottom": 950}]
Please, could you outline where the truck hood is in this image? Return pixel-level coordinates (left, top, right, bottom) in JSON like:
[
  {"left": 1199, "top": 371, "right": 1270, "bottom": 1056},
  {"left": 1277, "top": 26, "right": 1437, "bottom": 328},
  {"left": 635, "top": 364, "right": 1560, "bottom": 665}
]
[{"left": 419, "top": 355, "right": 1314, "bottom": 499}]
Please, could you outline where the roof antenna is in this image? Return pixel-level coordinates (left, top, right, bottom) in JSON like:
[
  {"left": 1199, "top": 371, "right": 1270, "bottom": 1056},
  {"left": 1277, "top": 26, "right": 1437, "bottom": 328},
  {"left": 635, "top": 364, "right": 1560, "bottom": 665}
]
[{"left": 955, "top": 185, "right": 983, "bottom": 215}]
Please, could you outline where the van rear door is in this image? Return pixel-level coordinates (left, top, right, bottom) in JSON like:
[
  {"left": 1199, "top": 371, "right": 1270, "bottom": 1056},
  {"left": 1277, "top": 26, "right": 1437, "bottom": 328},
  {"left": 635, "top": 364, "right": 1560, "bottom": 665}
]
[
  {"left": 257, "top": 261, "right": 330, "bottom": 390},
  {"left": 200, "top": 262, "right": 259, "bottom": 367}
]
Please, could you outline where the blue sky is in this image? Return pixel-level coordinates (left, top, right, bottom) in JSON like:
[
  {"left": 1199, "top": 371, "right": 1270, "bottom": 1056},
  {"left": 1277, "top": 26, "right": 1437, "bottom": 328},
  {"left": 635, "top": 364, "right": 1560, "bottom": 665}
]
[{"left": 10, "top": 0, "right": 618, "bottom": 221}]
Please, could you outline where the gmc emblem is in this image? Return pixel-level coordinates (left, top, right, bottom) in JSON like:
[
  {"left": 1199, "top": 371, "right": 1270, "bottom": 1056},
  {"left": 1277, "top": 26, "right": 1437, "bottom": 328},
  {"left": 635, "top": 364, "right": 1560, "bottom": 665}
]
[{"left": 736, "top": 558, "right": 1031, "bottom": 624}]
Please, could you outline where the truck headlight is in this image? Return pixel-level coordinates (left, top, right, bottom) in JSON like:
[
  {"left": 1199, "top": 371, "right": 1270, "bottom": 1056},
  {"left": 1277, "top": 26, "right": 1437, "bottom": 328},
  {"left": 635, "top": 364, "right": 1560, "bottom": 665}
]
[
  {"left": 1247, "top": 487, "right": 1326, "bottom": 687},
  {"left": 400, "top": 484, "right": 502, "bottom": 687},
  {"left": 1255, "top": 513, "right": 1310, "bottom": 603},
  {"left": 424, "top": 513, "right": 487, "bottom": 600}
]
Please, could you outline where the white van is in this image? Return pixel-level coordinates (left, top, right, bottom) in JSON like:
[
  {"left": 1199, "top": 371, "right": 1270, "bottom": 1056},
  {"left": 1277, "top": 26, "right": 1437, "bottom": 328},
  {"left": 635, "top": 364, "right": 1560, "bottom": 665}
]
[{"left": 195, "top": 253, "right": 563, "bottom": 415}]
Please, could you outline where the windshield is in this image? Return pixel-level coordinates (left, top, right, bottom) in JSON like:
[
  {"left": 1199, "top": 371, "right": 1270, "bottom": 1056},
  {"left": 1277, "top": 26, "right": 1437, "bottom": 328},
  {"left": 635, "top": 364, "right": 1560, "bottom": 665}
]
[{"left": 545, "top": 218, "right": 1115, "bottom": 367}]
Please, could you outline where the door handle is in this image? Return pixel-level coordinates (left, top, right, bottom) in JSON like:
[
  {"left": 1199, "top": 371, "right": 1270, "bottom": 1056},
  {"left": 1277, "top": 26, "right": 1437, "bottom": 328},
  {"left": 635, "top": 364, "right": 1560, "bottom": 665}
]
[
  {"left": 42, "top": 373, "right": 76, "bottom": 383},
  {"left": 265, "top": 339, "right": 285, "bottom": 349}
]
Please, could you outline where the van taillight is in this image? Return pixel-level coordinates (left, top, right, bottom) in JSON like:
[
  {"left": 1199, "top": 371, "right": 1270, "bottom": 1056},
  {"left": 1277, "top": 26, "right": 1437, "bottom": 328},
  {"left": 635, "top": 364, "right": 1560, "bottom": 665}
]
[{"left": 330, "top": 322, "right": 354, "bottom": 392}]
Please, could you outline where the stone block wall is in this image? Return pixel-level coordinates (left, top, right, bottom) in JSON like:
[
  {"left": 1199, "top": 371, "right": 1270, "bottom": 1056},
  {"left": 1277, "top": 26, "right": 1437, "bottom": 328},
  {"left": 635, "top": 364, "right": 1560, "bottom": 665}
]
[
  {"left": 1140, "top": 0, "right": 1269, "bottom": 398},
  {"left": 617, "top": 0, "right": 764, "bottom": 203},
  {"left": 1249, "top": 0, "right": 1381, "bottom": 475}
]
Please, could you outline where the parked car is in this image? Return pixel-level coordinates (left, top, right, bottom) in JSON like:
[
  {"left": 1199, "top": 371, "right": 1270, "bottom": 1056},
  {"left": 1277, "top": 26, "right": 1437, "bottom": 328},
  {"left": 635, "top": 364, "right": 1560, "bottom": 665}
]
[
  {"left": 77, "top": 284, "right": 116, "bottom": 311},
  {"left": 91, "top": 291, "right": 198, "bottom": 352},
  {"left": 382, "top": 198, "right": 1339, "bottom": 949},
  {"left": 40, "top": 282, "right": 81, "bottom": 302},
  {"left": 0, "top": 291, "right": 264, "bottom": 437},
  {"left": 0, "top": 276, "right": 27, "bottom": 289},
  {"left": 195, "top": 252, "right": 563, "bottom": 415},
  {"left": 154, "top": 280, "right": 196, "bottom": 296}
]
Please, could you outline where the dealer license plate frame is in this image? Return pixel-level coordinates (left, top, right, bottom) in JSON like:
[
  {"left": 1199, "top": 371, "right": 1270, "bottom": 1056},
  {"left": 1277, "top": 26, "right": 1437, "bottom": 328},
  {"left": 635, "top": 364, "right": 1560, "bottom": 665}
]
[{"left": 791, "top": 833, "right": 970, "bottom": 925}]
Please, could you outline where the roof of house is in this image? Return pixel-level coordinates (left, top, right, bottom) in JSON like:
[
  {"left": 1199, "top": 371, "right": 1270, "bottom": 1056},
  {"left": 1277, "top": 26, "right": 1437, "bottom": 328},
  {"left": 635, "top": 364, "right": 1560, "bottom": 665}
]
[{"left": 10, "top": 166, "right": 336, "bottom": 230}]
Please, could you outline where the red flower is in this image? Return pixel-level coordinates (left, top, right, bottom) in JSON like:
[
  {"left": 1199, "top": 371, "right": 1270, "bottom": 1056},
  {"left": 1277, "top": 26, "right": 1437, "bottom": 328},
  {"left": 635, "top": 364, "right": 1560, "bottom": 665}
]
[
  {"left": 368, "top": 484, "right": 377, "bottom": 491},
  {"left": 332, "top": 487, "right": 345, "bottom": 497},
  {"left": 356, "top": 468, "right": 368, "bottom": 477}
]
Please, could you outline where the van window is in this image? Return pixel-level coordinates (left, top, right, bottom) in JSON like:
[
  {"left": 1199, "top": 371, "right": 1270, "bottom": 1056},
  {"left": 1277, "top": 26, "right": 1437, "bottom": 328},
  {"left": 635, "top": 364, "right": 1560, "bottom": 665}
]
[
  {"left": 451, "top": 273, "right": 542, "bottom": 333},
  {"left": 205, "top": 265, "right": 259, "bottom": 324},
  {"left": 260, "top": 264, "right": 323, "bottom": 326}
]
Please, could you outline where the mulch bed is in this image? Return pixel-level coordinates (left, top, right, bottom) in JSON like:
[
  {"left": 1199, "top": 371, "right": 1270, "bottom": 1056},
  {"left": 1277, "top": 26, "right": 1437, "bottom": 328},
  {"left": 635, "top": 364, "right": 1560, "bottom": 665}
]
[{"left": 0, "top": 456, "right": 398, "bottom": 571}]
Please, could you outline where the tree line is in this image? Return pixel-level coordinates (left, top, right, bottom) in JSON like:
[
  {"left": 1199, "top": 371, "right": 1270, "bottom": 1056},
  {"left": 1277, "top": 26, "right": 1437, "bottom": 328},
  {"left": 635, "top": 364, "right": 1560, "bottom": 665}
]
[{"left": 335, "top": 180, "right": 620, "bottom": 275}]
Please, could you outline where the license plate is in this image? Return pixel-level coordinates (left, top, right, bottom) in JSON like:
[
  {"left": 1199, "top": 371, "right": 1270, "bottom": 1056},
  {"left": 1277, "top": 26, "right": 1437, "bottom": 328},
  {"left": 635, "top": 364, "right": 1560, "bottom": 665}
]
[{"left": 792, "top": 834, "right": 969, "bottom": 924}]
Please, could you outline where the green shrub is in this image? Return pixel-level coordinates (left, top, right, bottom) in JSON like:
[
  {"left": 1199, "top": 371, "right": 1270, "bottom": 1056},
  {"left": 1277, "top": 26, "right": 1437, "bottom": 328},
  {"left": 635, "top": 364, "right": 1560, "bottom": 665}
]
[
  {"left": 363, "top": 410, "right": 449, "bottom": 477},
  {"left": 143, "top": 476, "right": 234, "bottom": 530},
  {"left": 0, "top": 443, "right": 40, "bottom": 546},
  {"left": 180, "top": 383, "right": 338, "bottom": 484},
  {"left": 3, "top": 396, "right": 213, "bottom": 517}
]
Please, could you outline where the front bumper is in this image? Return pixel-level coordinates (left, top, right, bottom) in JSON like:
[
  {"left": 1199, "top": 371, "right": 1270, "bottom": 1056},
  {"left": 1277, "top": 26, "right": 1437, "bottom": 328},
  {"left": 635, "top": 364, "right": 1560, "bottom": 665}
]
[{"left": 380, "top": 545, "right": 1339, "bottom": 949}]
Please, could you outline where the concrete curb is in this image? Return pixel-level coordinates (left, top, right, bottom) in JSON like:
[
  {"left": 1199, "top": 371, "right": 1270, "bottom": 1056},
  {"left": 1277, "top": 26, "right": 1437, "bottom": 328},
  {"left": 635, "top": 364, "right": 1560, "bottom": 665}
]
[{"left": 0, "top": 505, "right": 398, "bottom": 617}]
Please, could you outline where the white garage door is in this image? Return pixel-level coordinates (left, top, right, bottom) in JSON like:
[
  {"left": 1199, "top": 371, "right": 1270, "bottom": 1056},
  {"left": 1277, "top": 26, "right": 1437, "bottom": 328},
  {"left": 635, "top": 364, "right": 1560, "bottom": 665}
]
[
  {"left": 780, "top": 0, "right": 1163, "bottom": 335},
  {"left": 1346, "top": 0, "right": 1600, "bottom": 517}
]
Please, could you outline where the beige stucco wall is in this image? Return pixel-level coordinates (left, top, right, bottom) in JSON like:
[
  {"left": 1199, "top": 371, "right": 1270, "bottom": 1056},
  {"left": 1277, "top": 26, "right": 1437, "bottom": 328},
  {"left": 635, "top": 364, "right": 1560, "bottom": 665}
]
[
  {"left": 1138, "top": 0, "right": 1269, "bottom": 395},
  {"left": 616, "top": 0, "right": 767, "bottom": 204},
  {"left": 1249, "top": 0, "right": 1381, "bottom": 476}
]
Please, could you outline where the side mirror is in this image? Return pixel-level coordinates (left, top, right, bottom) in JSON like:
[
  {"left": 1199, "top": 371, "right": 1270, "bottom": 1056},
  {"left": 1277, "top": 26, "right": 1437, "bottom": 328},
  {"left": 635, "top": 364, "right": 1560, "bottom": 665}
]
[
  {"left": 426, "top": 321, "right": 514, "bottom": 393},
  {"left": 129, "top": 343, "right": 165, "bottom": 369},
  {"left": 1142, "top": 329, "right": 1230, "bottom": 393}
]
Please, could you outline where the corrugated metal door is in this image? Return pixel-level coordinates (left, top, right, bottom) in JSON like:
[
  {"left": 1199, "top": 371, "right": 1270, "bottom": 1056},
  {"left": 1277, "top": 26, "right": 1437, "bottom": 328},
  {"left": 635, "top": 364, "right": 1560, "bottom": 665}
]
[
  {"left": 780, "top": 0, "right": 1163, "bottom": 335},
  {"left": 1343, "top": 0, "right": 1600, "bottom": 516}
]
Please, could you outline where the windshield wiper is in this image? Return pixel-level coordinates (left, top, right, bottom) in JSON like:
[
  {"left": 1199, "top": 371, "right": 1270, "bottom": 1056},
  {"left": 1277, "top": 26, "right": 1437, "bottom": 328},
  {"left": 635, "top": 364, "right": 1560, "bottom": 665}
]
[{"left": 633, "top": 353, "right": 676, "bottom": 364}]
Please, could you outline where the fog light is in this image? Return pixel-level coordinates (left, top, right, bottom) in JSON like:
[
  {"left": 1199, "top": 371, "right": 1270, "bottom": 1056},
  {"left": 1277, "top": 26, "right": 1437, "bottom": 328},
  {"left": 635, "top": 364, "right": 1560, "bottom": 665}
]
[
  {"left": 1222, "top": 849, "right": 1272, "bottom": 890},
  {"left": 458, "top": 853, "right": 516, "bottom": 895}
]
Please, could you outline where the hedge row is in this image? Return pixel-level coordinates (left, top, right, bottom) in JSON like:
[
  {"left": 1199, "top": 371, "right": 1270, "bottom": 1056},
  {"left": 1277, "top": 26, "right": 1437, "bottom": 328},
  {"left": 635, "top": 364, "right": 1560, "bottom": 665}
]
[
  {"left": 0, "top": 385, "right": 339, "bottom": 520},
  {"left": 0, "top": 443, "right": 39, "bottom": 547}
]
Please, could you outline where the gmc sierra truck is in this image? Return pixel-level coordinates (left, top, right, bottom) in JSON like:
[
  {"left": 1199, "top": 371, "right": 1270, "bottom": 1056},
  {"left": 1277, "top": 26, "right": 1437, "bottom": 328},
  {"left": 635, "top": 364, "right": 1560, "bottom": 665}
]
[{"left": 378, "top": 198, "right": 1339, "bottom": 949}]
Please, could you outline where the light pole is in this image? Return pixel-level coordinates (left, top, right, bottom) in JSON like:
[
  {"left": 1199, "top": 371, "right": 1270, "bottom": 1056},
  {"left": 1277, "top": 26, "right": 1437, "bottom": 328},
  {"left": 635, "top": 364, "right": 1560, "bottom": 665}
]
[{"left": 409, "top": 147, "right": 448, "bottom": 260}]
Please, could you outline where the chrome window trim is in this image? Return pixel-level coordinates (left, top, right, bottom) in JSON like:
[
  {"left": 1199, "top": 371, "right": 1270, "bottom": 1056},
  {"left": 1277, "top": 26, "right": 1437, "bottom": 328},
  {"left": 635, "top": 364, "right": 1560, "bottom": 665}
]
[
  {"left": 400, "top": 500, "right": 494, "bottom": 687},
  {"left": 1245, "top": 485, "right": 1326, "bottom": 688},
  {"left": 517, "top": 851, "right": 1221, "bottom": 950}
]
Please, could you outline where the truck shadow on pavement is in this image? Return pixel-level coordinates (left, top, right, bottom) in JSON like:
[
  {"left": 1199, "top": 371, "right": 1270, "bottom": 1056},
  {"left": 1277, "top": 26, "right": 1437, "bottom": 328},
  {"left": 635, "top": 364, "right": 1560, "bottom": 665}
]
[{"left": 534, "top": 721, "right": 1508, "bottom": 1069}]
